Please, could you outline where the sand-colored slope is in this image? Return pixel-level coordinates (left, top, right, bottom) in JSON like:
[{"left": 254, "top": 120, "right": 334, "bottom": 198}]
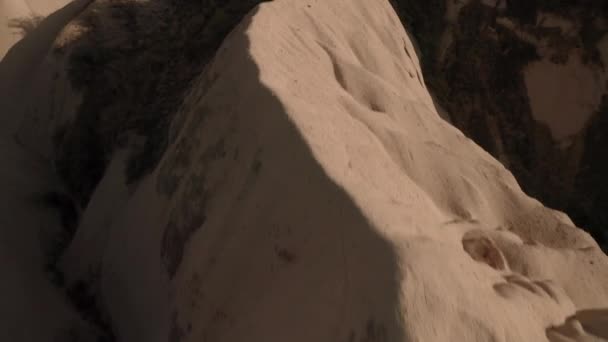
[
  {"left": 1, "top": 0, "right": 606, "bottom": 341},
  {"left": 24, "top": 0, "right": 74, "bottom": 14},
  {"left": 48, "top": 0, "right": 607, "bottom": 341}
]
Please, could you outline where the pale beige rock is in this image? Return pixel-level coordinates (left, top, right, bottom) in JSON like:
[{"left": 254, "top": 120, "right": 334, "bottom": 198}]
[
  {"left": 139, "top": 0, "right": 606, "bottom": 341},
  {"left": 0, "top": 0, "right": 607, "bottom": 341}
]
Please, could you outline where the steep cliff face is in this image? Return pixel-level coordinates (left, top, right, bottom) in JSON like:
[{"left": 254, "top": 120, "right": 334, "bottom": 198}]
[
  {"left": 1, "top": 0, "right": 608, "bottom": 342},
  {"left": 390, "top": 0, "right": 608, "bottom": 248}
]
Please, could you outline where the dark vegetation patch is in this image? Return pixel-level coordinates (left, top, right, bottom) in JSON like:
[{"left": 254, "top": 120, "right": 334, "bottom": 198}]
[
  {"left": 7, "top": 15, "right": 44, "bottom": 37},
  {"left": 570, "top": 95, "right": 608, "bottom": 249},
  {"left": 505, "top": 0, "right": 539, "bottom": 25},
  {"left": 390, "top": 0, "right": 607, "bottom": 249},
  {"left": 505, "top": 0, "right": 608, "bottom": 66},
  {"left": 55, "top": 0, "right": 268, "bottom": 207},
  {"left": 442, "top": 1, "right": 542, "bottom": 177},
  {"left": 389, "top": 0, "right": 446, "bottom": 75},
  {"left": 42, "top": 0, "right": 269, "bottom": 337},
  {"left": 441, "top": 1, "right": 607, "bottom": 248}
]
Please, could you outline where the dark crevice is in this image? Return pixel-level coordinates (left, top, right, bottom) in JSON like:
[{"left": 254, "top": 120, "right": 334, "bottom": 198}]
[{"left": 40, "top": 190, "right": 116, "bottom": 341}]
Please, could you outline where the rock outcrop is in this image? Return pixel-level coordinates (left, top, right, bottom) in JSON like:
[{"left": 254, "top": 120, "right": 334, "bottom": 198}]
[{"left": 0, "top": 0, "right": 607, "bottom": 341}]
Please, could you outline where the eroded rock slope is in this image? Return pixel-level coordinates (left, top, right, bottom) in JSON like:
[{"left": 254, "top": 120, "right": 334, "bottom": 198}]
[{"left": 1, "top": 0, "right": 607, "bottom": 341}]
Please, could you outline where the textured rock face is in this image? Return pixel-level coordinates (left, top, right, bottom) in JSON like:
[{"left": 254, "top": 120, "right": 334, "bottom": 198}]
[
  {"left": 1, "top": 0, "right": 608, "bottom": 341},
  {"left": 390, "top": 0, "right": 608, "bottom": 248}
]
